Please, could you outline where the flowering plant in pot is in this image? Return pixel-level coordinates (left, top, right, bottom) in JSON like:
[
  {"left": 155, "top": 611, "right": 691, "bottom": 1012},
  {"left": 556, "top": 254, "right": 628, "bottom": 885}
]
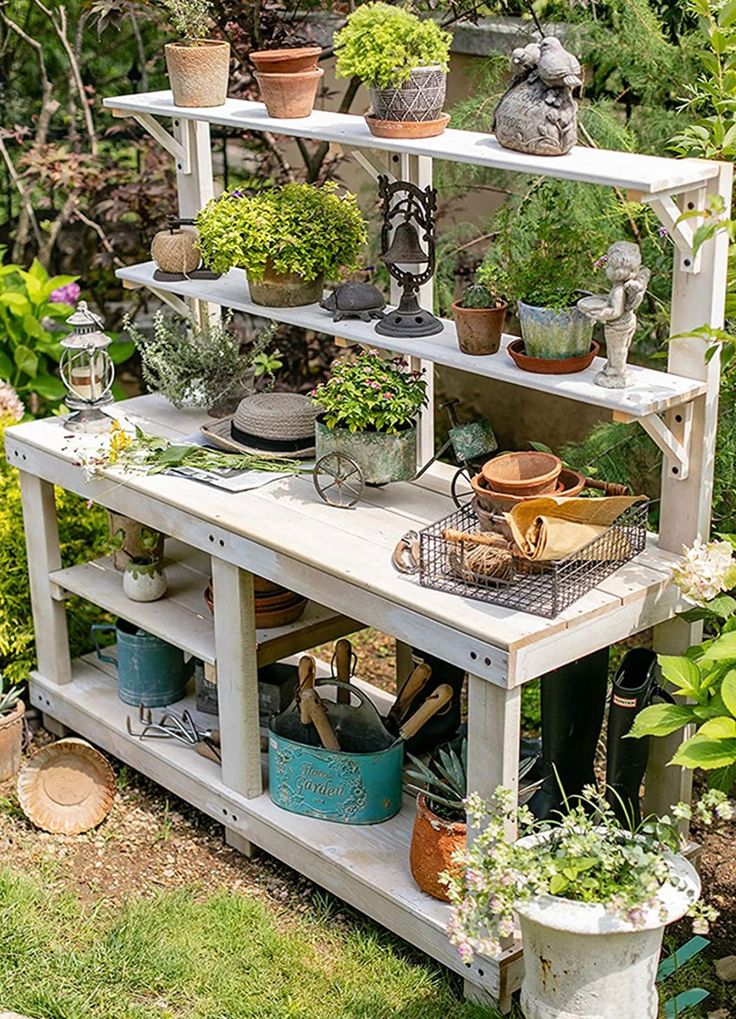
[
  {"left": 446, "top": 786, "right": 726, "bottom": 1019},
  {"left": 126, "top": 312, "right": 278, "bottom": 416},
  {"left": 335, "top": 3, "right": 451, "bottom": 137},
  {"left": 196, "top": 183, "right": 368, "bottom": 307},
  {"left": 310, "top": 350, "right": 427, "bottom": 485},
  {"left": 406, "top": 738, "right": 467, "bottom": 902},
  {"left": 162, "top": 0, "right": 230, "bottom": 108},
  {"left": 452, "top": 265, "right": 509, "bottom": 357},
  {"left": 0, "top": 674, "right": 24, "bottom": 781}
]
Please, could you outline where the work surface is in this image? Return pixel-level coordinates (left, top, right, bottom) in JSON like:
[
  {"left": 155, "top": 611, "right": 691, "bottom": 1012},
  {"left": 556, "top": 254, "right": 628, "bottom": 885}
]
[{"left": 6, "top": 394, "right": 686, "bottom": 686}]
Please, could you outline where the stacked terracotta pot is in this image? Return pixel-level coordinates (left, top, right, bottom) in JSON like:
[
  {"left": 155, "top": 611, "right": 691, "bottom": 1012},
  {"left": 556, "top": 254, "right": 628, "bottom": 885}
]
[
  {"left": 470, "top": 451, "right": 585, "bottom": 530},
  {"left": 251, "top": 47, "right": 323, "bottom": 119},
  {"left": 205, "top": 575, "right": 307, "bottom": 628}
]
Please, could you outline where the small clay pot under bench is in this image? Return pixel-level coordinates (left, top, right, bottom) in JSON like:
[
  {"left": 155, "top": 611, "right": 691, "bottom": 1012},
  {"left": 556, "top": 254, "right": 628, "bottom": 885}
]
[
  {"left": 409, "top": 793, "right": 466, "bottom": 902},
  {"left": 0, "top": 700, "right": 24, "bottom": 781}
]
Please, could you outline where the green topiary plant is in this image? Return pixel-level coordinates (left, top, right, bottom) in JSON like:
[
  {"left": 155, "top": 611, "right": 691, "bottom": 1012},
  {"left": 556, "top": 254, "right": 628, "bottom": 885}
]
[
  {"left": 334, "top": 3, "right": 451, "bottom": 88},
  {"left": 195, "top": 183, "right": 368, "bottom": 283}
]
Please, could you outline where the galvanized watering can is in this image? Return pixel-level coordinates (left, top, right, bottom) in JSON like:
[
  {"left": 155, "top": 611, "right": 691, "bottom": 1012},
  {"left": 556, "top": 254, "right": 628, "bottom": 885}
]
[
  {"left": 268, "top": 668, "right": 451, "bottom": 825},
  {"left": 92, "top": 619, "right": 194, "bottom": 707}
]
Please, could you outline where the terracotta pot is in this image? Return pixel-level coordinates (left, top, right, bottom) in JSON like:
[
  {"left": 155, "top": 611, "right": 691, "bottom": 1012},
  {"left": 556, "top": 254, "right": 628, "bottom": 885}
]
[
  {"left": 508, "top": 337, "right": 600, "bottom": 375},
  {"left": 107, "top": 512, "right": 165, "bottom": 572},
  {"left": 248, "top": 265, "right": 324, "bottom": 308},
  {"left": 370, "top": 66, "right": 446, "bottom": 122},
  {"left": 409, "top": 793, "right": 466, "bottom": 902},
  {"left": 254, "top": 68, "right": 323, "bottom": 119},
  {"left": 482, "top": 451, "right": 562, "bottom": 496},
  {"left": 165, "top": 40, "right": 230, "bottom": 108},
  {"left": 452, "top": 300, "right": 508, "bottom": 356},
  {"left": 471, "top": 468, "right": 585, "bottom": 514},
  {"left": 250, "top": 47, "right": 321, "bottom": 74},
  {"left": 0, "top": 700, "right": 24, "bottom": 781},
  {"left": 364, "top": 112, "right": 449, "bottom": 139}
]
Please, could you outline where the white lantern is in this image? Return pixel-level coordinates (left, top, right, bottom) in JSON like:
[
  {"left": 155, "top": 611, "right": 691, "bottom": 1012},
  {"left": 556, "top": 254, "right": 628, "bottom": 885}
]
[{"left": 59, "top": 301, "right": 115, "bottom": 433}]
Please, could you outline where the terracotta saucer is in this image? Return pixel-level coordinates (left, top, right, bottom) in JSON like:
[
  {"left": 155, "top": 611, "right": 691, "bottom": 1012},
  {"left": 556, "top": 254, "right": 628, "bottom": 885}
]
[
  {"left": 17, "top": 738, "right": 115, "bottom": 835},
  {"left": 364, "top": 112, "right": 450, "bottom": 139},
  {"left": 507, "top": 337, "right": 601, "bottom": 375},
  {"left": 470, "top": 469, "right": 585, "bottom": 513}
]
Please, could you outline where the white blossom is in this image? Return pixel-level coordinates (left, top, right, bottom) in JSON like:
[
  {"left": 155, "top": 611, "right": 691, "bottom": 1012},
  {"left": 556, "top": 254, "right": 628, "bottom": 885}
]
[{"left": 673, "top": 539, "right": 736, "bottom": 605}]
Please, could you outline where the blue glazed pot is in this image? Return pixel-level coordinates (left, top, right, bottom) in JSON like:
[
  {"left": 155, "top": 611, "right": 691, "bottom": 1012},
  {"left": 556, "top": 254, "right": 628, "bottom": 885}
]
[
  {"left": 92, "top": 619, "right": 193, "bottom": 707},
  {"left": 518, "top": 301, "right": 594, "bottom": 360}
]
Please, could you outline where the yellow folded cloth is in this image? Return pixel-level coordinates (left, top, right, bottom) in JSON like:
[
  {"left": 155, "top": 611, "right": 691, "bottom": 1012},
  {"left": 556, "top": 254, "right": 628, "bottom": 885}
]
[{"left": 505, "top": 495, "right": 644, "bottom": 562}]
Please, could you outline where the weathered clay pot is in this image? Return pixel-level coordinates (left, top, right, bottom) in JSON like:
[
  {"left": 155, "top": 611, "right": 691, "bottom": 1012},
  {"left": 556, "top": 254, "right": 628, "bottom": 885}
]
[
  {"left": 107, "top": 512, "right": 165, "bottom": 572},
  {"left": 315, "top": 416, "right": 417, "bottom": 486},
  {"left": 370, "top": 66, "right": 446, "bottom": 122},
  {"left": 0, "top": 700, "right": 24, "bottom": 781},
  {"left": 409, "top": 793, "right": 466, "bottom": 902},
  {"left": 452, "top": 300, "right": 508, "bottom": 356},
  {"left": 206, "top": 367, "right": 256, "bottom": 418},
  {"left": 151, "top": 227, "right": 200, "bottom": 275},
  {"left": 255, "top": 68, "right": 323, "bottom": 118},
  {"left": 482, "top": 450, "right": 562, "bottom": 496},
  {"left": 165, "top": 40, "right": 230, "bottom": 108},
  {"left": 518, "top": 301, "right": 594, "bottom": 360},
  {"left": 250, "top": 47, "right": 321, "bottom": 74},
  {"left": 123, "top": 560, "right": 167, "bottom": 602},
  {"left": 248, "top": 265, "right": 324, "bottom": 307}
]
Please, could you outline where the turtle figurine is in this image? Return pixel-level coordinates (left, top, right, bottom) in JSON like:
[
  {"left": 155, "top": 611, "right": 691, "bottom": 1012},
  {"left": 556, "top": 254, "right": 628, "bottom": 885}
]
[{"left": 320, "top": 282, "right": 386, "bottom": 323}]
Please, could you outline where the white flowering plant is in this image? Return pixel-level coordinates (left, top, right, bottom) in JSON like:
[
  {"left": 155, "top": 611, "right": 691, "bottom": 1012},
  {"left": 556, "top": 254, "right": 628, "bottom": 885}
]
[
  {"left": 630, "top": 534, "right": 736, "bottom": 791},
  {"left": 445, "top": 786, "right": 730, "bottom": 963}
]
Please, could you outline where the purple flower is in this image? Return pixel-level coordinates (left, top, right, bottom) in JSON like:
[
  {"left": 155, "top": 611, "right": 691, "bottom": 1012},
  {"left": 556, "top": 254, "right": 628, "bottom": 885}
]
[
  {"left": 594, "top": 254, "right": 608, "bottom": 271},
  {"left": 50, "top": 281, "right": 81, "bottom": 305},
  {"left": 659, "top": 225, "right": 669, "bottom": 238}
]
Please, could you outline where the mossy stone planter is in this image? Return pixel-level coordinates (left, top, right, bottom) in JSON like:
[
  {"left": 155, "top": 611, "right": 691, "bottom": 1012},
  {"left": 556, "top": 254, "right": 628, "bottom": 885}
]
[
  {"left": 315, "top": 418, "right": 417, "bottom": 486},
  {"left": 248, "top": 266, "right": 324, "bottom": 308},
  {"left": 370, "top": 66, "right": 446, "bottom": 122},
  {"left": 518, "top": 301, "right": 594, "bottom": 360}
]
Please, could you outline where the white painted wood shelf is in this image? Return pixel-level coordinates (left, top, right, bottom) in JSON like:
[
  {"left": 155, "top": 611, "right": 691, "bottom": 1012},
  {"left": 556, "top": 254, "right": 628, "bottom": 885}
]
[
  {"left": 117, "top": 262, "right": 706, "bottom": 419},
  {"left": 50, "top": 539, "right": 360, "bottom": 667},
  {"left": 102, "top": 91, "right": 719, "bottom": 195}
]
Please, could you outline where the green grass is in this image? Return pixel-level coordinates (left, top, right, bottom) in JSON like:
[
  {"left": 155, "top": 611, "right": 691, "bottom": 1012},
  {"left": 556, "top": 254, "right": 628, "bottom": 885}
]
[{"left": 0, "top": 868, "right": 501, "bottom": 1019}]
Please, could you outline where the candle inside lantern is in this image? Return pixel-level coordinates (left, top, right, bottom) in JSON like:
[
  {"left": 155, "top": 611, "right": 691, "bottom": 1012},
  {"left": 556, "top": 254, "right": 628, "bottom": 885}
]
[{"left": 68, "top": 352, "right": 107, "bottom": 401}]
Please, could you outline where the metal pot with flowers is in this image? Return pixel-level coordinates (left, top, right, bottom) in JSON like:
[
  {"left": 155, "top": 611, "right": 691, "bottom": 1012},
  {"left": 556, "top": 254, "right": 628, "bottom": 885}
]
[
  {"left": 162, "top": 0, "right": 230, "bottom": 108},
  {"left": 310, "top": 350, "right": 428, "bottom": 489},
  {"left": 196, "top": 183, "right": 368, "bottom": 308},
  {"left": 445, "top": 786, "right": 726, "bottom": 1019},
  {"left": 0, "top": 675, "right": 25, "bottom": 781}
]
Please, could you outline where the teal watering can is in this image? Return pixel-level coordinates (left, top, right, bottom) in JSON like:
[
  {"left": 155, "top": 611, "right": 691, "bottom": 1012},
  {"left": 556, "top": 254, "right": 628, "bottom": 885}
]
[{"left": 92, "top": 619, "right": 193, "bottom": 707}]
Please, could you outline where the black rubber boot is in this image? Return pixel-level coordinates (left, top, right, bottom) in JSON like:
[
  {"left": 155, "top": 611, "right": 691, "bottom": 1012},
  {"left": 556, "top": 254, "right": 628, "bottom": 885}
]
[
  {"left": 528, "top": 647, "right": 609, "bottom": 820},
  {"left": 605, "top": 647, "right": 663, "bottom": 829}
]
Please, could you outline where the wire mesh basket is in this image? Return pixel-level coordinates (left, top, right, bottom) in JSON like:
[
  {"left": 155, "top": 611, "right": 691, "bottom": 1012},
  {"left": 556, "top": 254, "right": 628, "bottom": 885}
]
[{"left": 418, "top": 501, "right": 649, "bottom": 618}]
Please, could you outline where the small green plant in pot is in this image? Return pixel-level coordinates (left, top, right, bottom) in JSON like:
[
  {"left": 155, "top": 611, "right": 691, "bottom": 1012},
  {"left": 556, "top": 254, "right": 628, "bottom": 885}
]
[
  {"left": 452, "top": 265, "right": 509, "bottom": 357},
  {"left": 196, "top": 183, "right": 368, "bottom": 307},
  {"left": 513, "top": 256, "right": 593, "bottom": 361},
  {"left": 335, "top": 3, "right": 451, "bottom": 135},
  {"left": 310, "top": 350, "right": 428, "bottom": 486},
  {"left": 162, "top": 0, "right": 230, "bottom": 108},
  {"left": 406, "top": 739, "right": 467, "bottom": 902},
  {"left": 0, "top": 674, "right": 24, "bottom": 781}
]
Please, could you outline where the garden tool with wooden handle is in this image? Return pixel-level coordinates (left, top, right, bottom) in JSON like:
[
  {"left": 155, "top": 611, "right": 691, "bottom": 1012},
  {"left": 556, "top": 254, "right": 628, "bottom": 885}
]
[
  {"left": 387, "top": 661, "right": 433, "bottom": 729},
  {"left": 333, "top": 638, "right": 355, "bottom": 706},
  {"left": 390, "top": 684, "right": 453, "bottom": 747},
  {"left": 297, "top": 655, "right": 340, "bottom": 751}
]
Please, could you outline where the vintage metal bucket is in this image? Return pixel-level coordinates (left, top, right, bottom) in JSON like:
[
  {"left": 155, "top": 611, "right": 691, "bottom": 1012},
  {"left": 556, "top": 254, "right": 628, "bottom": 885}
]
[
  {"left": 269, "top": 680, "right": 404, "bottom": 824},
  {"left": 92, "top": 619, "right": 193, "bottom": 707},
  {"left": 315, "top": 417, "right": 417, "bottom": 486}
]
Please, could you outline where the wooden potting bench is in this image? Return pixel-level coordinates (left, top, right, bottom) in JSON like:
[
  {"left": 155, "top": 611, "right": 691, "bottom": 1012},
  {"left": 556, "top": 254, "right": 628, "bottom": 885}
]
[{"left": 7, "top": 92, "right": 731, "bottom": 1012}]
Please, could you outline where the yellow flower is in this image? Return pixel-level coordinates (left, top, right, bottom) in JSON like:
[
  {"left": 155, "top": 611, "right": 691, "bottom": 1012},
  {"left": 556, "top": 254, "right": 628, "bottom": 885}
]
[{"left": 108, "top": 421, "right": 133, "bottom": 465}]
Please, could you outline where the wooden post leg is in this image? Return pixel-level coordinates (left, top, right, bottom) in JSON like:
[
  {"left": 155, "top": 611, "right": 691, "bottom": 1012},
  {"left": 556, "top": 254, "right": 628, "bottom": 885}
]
[
  {"left": 211, "top": 559, "right": 261, "bottom": 816},
  {"left": 395, "top": 640, "right": 413, "bottom": 694},
  {"left": 224, "top": 826, "right": 258, "bottom": 859},
  {"left": 19, "top": 472, "right": 71, "bottom": 685}
]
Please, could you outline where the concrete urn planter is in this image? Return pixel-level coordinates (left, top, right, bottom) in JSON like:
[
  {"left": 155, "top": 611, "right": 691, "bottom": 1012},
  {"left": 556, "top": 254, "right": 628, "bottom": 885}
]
[
  {"left": 514, "top": 833, "right": 701, "bottom": 1019},
  {"left": 165, "top": 40, "right": 230, "bottom": 108}
]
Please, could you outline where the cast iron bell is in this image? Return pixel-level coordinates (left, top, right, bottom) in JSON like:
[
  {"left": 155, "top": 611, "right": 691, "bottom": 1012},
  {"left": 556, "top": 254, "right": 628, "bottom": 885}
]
[{"left": 381, "top": 221, "right": 429, "bottom": 267}]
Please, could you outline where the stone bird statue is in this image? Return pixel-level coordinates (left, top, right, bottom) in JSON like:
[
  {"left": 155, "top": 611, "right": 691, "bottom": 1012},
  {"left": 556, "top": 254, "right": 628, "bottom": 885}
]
[
  {"left": 537, "top": 37, "right": 582, "bottom": 90},
  {"left": 510, "top": 42, "right": 541, "bottom": 79}
]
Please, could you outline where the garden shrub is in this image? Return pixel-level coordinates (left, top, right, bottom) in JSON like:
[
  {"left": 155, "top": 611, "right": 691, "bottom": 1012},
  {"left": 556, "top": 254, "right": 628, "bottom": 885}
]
[{"left": 0, "top": 422, "right": 109, "bottom": 684}]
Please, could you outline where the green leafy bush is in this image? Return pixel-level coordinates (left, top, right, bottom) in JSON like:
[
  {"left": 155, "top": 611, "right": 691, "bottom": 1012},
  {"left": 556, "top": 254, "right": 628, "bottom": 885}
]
[
  {"left": 334, "top": 3, "right": 451, "bottom": 88},
  {"left": 311, "top": 351, "right": 427, "bottom": 434},
  {"left": 0, "top": 420, "right": 109, "bottom": 684},
  {"left": 196, "top": 183, "right": 368, "bottom": 283}
]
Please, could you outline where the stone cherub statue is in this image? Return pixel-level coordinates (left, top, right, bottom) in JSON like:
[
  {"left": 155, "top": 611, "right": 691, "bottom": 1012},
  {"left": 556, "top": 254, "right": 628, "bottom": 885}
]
[
  {"left": 577, "top": 242, "right": 651, "bottom": 389},
  {"left": 493, "top": 37, "right": 582, "bottom": 156}
]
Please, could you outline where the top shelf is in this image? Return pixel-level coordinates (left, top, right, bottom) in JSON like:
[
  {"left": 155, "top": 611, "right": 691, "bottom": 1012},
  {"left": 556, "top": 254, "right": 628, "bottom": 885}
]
[{"left": 103, "top": 90, "right": 721, "bottom": 195}]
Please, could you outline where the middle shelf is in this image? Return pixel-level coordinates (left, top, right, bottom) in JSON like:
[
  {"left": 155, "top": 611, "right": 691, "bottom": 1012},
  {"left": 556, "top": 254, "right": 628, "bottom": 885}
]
[
  {"left": 117, "top": 261, "right": 706, "bottom": 420},
  {"left": 51, "top": 539, "right": 361, "bottom": 666}
]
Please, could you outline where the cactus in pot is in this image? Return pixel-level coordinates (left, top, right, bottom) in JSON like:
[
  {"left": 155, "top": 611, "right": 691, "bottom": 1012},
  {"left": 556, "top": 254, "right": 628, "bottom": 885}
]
[{"left": 452, "top": 265, "right": 509, "bottom": 356}]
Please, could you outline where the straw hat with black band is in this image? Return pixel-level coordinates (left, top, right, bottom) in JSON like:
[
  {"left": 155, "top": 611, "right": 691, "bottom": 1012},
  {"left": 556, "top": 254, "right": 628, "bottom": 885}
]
[{"left": 201, "top": 392, "right": 317, "bottom": 459}]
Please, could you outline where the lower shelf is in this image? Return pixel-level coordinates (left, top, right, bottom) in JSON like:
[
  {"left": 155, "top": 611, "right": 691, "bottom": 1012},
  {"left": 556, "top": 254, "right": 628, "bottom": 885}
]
[{"left": 30, "top": 659, "right": 522, "bottom": 1006}]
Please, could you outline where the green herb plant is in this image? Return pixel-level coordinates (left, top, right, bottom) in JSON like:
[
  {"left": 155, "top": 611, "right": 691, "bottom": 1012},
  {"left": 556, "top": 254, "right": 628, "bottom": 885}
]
[
  {"left": 125, "top": 312, "right": 276, "bottom": 410},
  {"left": 310, "top": 351, "right": 428, "bottom": 434},
  {"left": 0, "top": 674, "right": 24, "bottom": 718},
  {"left": 406, "top": 739, "right": 467, "bottom": 822},
  {"left": 196, "top": 183, "right": 367, "bottom": 283},
  {"left": 334, "top": 3, "right": 451, "bottom": 88},
  {"left": 457, "top": 265, "right": 508, "bottom": 310},
  {"left": 161, "top": 0, "right": 213, "bottom": 43}
]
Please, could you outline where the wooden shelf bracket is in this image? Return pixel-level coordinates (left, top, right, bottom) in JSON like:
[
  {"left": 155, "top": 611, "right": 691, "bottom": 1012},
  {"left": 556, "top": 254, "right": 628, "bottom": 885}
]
[
  {"left": 614, "top": 401, "right": 694, "bottom": 481},
  {"left": 110, "top": 107, "right": 191, "bottom": 174},
  {"left": 644, "top": 187, "right": 707, "bottom": 275}
]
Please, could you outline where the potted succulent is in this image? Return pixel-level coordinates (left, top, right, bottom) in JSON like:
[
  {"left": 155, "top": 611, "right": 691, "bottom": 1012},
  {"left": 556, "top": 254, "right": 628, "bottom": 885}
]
[
  {"left": 310, "top": 350, "right": 428, "bottom": 486},
  {"left": 196, "top": 183, "right": 368, "bottom": 307},
  {"left": 122, "top": 526, "right": 167, "bottom": 603},
  {"left": 250, "top": 45, "right": 324, "bottom": 119},
  {"left": 334, "top": 3, "right": 452, "bottom": 138},
  {"left": 0, "top": 675, "right": 24, "bottom": 781},
  {"left": 445, "top": 786, "right": 721, "bottom": 1019},
  {"left": 126, "top": 312, "right": 278, "bottom": 416},
  {"left": 162, "top": 0, "right": 230, "bottom": 108},
  {"left": 452, "top": 265, "right": 509, "bottom": 356},
  {"left": 406, "top": 739, "right": 467, "bottom": 902}
]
